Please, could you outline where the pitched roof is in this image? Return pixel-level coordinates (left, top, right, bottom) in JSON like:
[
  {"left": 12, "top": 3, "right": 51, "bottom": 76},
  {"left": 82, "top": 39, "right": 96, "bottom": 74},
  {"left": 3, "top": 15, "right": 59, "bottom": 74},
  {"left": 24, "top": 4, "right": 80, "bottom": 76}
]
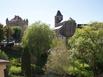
[{"left": 56, "top": 10, "right": 63, "bottom": 16}]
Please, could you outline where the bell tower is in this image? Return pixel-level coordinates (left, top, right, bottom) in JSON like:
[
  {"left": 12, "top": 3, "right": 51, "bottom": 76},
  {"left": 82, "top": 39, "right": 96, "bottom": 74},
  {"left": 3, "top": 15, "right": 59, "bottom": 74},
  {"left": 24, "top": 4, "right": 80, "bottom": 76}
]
[{"left": 55, "top": 10, "right": 63, "bottom": 27}]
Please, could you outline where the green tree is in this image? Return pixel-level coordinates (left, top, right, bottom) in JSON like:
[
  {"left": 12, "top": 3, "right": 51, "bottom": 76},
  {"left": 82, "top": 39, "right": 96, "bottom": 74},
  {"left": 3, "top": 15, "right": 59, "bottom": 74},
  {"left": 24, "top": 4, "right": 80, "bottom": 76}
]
[
  {"left": 12, "top": 27, "right": 21, "bottom": 42},
  {"left": 4, "top": 26, "right": 13, "bottom": 43},
  {"left": 22, "top": 47, "right": 31, "bottom": 77},
  {"left": 0, "top": 50, "right": 8, "bottom": 60},
  {"left": 22, "top": 22, "right": 54, "bottom": 76},
  {"left": 69, "top": 22, "right": 103, "bottom": 77},
  {"left": 0, "top": 24, "right": 4, "bottom": 42}
]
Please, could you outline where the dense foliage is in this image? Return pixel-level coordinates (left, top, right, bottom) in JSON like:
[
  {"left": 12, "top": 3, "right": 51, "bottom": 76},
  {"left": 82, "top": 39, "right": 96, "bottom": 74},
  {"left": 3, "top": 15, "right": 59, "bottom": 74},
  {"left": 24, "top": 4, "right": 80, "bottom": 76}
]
[
  {"left": 22, "top": 22, "right": 54, "bottom": 76},
  {"left": 0, "top": 50, "right": 8, "bottom": 60},
  {"left": 0, "top": 24, "right": 4, "bottom": 42},
  {"left": 46, "top": 22, "right": 103, "bottom": 77},
  {"left": 1, "top": 21, "right": 103, "bottom": 77},
  {"left": 4, "top": 26, "right": 13, "bottom": 42},
  {"left": 46, "top": 43, "right": 71, "bottom": 76},
  {"left": 69, "top": 22, "right": 103, "bottom": 77},
  {"left": 12, "top": 27, "right": 21, "bottom": 42}
]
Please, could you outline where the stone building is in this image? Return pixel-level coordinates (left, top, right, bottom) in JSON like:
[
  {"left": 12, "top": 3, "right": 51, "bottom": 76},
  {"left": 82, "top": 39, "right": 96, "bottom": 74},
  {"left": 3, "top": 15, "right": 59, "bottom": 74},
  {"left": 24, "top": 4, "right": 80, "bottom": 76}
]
[
  {"left": 54, "top": 10, "right": 64, "bottom": 38},
  {"left": 55, "top": 10, "right": 63, "bottom": 27},
  {"left": 6, "top": 15, "right": 28, "bottom": 31},
  {"left": 54, "top": 10, "right": 76, "bottom": 38},
  {"left": 0, "top": 59, "right": 9, "bottom": 77}
]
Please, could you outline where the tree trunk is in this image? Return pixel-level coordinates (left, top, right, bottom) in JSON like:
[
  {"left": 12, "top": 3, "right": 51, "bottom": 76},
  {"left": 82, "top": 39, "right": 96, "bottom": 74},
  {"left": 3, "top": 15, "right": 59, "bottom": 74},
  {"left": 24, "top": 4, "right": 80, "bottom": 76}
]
[{"left": 21, "top": 47, "right": 32, "bottom": 77}]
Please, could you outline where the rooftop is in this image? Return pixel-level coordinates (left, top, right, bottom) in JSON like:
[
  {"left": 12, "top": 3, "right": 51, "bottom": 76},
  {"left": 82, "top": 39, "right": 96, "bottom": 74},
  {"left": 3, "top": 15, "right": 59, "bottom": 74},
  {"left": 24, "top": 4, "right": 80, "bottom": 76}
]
[{"left": 56, "top": 10, "right": 63, "bottom": 16}]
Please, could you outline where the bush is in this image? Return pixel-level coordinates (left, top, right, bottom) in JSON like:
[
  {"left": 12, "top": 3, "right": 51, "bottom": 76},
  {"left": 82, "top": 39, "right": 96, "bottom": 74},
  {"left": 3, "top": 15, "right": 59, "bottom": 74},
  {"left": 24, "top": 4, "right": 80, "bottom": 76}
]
[
  {"left": 46, "top": 38, "right": 93, "bottom": 77},
  {"left": 69, "top": 22, "right": 103, "bottom": 76},
  {"left": 46, "top": 44, "right": 71, "bottom": 76},
  {"left": 10, "top": 58, "right": 21, "bottom": 66},
  {"left": 9, "top": 66, "right": 22, "bottom": 75},
  {"left": 0, "top": 50, "right": 8, "bottom": 60},
  {"left": 68, "top": 60, "right": 93, "bottom": 77}
]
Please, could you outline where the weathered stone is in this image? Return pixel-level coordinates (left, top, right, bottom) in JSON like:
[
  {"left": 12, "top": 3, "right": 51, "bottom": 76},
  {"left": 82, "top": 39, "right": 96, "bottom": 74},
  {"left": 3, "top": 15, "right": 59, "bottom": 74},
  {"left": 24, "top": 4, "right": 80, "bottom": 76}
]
[
  {"left": 55, "top": 10, "right": 63, "bottom": 27},
  {"left": 60, "top": 20, "right": 76, "bottom": 37},
  {"left": 55, "top": 10, "right": 76, "bottom": 38},
  {"left": 0, "top": 59, "right": 9, "bottom": 77},
  {"left": 6, "top": 15, "right": 28, "bottom": 31}
]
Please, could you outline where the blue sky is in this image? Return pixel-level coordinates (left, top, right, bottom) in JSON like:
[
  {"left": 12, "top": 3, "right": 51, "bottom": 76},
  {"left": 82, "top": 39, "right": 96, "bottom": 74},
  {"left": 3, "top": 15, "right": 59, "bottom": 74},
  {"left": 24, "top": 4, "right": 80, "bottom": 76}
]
[{"left": 0, "top": 0, "right": 103, "bottom": 27}]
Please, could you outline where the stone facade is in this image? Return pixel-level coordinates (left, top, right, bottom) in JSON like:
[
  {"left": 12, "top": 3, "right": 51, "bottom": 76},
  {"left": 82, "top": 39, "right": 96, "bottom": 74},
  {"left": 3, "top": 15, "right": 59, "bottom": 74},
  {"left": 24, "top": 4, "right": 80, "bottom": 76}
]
[
  {"left": 6, "top": 15, "right": 28, "bottom": 31},
  {"left": 55, "top": 10, "right": 63, "bottom": 27},
  {"left": 54, "top": 10, "right": 64, "bottom": 38},
  {"left": 0, "top": 59, "right": 9, "bottom": 77},
  {"left": 54, "top": 10, "right": 76, "bottom": 39}
]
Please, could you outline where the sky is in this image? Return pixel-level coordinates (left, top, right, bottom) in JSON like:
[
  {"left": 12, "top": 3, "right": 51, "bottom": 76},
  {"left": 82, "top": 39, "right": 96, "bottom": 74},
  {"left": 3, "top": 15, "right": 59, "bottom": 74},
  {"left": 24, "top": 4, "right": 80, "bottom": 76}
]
[{"left": 0, "top": 0, "right": 103, "bottom": 28}]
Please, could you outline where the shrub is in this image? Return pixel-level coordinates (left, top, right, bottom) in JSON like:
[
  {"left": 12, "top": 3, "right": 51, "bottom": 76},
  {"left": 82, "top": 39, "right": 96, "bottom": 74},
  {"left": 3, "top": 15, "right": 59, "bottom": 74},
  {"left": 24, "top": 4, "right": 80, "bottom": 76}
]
[
  {"left": 0, "top": 50, "right": 8, "bottom": 60},
  {"left": 9, "top": 66, "right": 22, "bottom": 75},
  {"left": 69, "top": 22, "right": 103, "bottom": 76},
  {"left": 10, "top": 58, "right": 21, "bottom": 66},
  {"left": 46, "top": 44, "right": 71, "bottom": 76}
]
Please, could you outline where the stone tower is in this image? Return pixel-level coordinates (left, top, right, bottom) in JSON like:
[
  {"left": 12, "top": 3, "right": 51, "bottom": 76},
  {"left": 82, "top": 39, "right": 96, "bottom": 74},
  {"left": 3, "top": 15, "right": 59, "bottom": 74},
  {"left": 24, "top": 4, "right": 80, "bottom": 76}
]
[
  {"left": 54, "top": 10, "right": 76, "bottom": 38},
  {"left": 55, "top": 10, "right": 63, "bottom": 27}
]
